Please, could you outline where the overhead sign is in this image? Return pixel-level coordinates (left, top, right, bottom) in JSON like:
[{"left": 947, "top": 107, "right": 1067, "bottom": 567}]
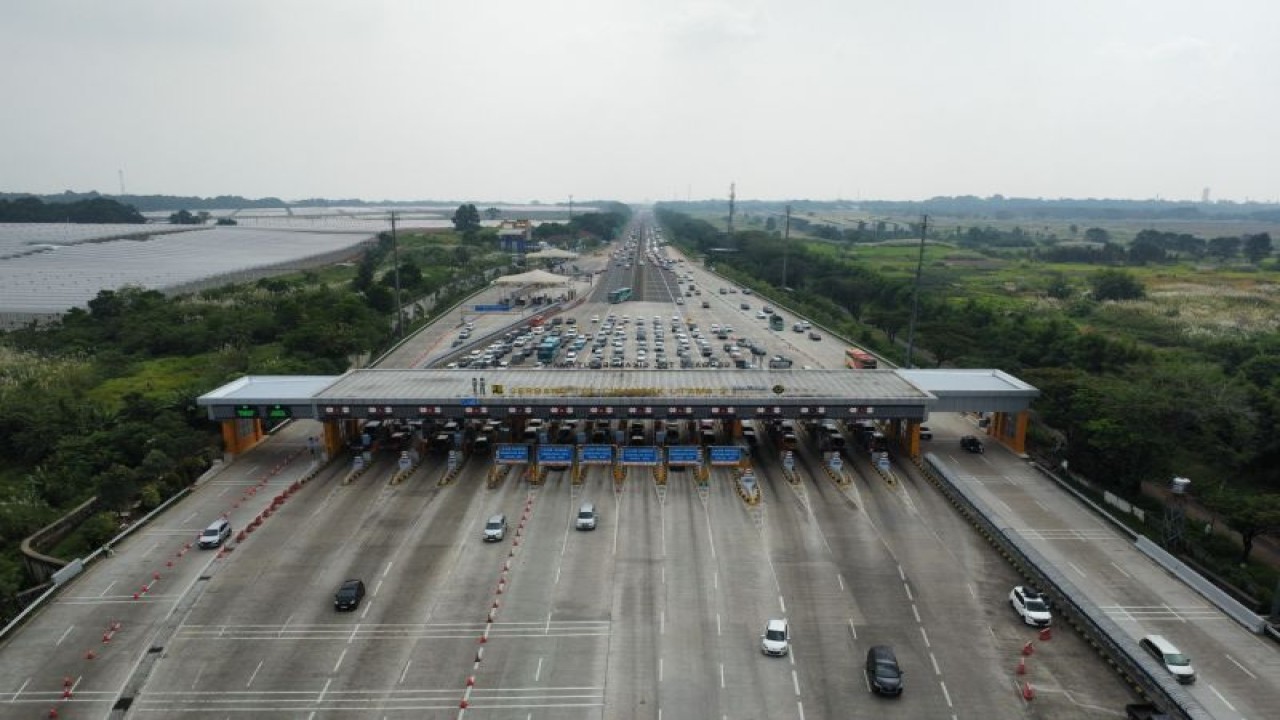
[
  {"left": 537, "top": 445, "right": 574, "bottom": 465},
  {"left": 495, "top": 444, "right": 530, "bottom": 464},
  {"left": 620, "top": 446, "right": 661, "bottom": 466},
  {"left": 580, "top": 445, "right": 614, "bottom": 464},
  {"left": 709, "top": 446, "right": 743, "bottom": 465},
  {"left": 667, "top": 446, "right": 702, "bottom": 466}
]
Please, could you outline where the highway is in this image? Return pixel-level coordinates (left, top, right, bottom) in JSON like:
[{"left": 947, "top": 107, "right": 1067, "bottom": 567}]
[{"left": 0, "top": 213, "right": 1270, "bottom": 719}]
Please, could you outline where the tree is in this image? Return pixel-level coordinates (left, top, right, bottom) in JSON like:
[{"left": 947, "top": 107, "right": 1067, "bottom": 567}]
[
  {"left": 1207, "top": 236, "right": 1241, "bottom": 260},
  {"left": 168, "top": 209, "right": 204, "bottom": 225},
  {"left": 1089, "top": 269, "right": 1144, "bottom": 301},
  {"left": 1243, "top": 232, "right": 1273, "bottom": 264},
  {"left": 484, "top": 207, "right": 501, "bottom": 220},
  {"left": 1205, "top": 491, "right": 1280, "bottom": 563},
  {"left": 1127, "top": 238, "right": 1167, "bottom": 265},
  {"left": 1083, "top": 227, "right": 1111, "bottom": 244},
  {"left": 452, "top": 204, "right": 481, "bottom": 233}
]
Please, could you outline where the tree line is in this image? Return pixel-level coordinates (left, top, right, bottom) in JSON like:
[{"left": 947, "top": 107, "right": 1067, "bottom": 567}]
[{"left": 0, "top": 196, "right": 145, "bottom": 223}]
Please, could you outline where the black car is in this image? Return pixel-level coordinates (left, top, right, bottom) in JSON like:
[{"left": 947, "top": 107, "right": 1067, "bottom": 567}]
[
  {"left": 960, "top": 435, "right": 985, "bottom": 453},
  {"left": 334, "top": 579, "right": 366, "bottom": 611},
  {"left": 866, "top": 645, "right": 904, "bottom": 696}
]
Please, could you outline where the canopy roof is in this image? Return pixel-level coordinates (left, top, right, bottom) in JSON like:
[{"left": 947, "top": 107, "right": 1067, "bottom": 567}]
[
  {"left": 525, "top": 248, "right": 579, "bottom": 260},
  {"left": 491, "top": 269, "right": 572, "bottom": 286}
]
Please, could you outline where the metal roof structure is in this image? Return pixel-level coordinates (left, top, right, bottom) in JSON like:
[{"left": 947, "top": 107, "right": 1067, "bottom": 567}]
[{"left": 198, "top": 368, "right": 1038, "bottom": 423}]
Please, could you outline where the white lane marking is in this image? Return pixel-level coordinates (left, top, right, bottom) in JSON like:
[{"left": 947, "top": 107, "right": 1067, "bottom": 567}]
[
  {"left": 55, "top": 625, "right": 75, "bottom": 646},
  {"left": 837, "top": 574, "right": 845, "bottom": 591},
  {"left": 1067, "top": 561, "right": 1087, "bottom": 577},
  {"left": 360, "top": 601, "right": 372, "bottom": 619},
  {"left": 703, "top": 498, "right": 717, "bottom": 560},
  {"left": 912, "top": 605, "right": 921, "bottom": 623},
  {"left": 717, "top": 613, "right": 721, "bottom": 636},
  {"left": 1223, "top": 654, "right": 1257, "bottom": 679},
  {"left": 940, "top": 681, "right": 953, "bottom": 707},
  {"left": 1109, "top": 562, "right": 1132, "bottom": 578},
  {"left": 789, "top": 647, "right": 796, "bottom": 666},
  {"left": 779, "top": 595, "right": 786, "bottom": 613},
  {"left": 398, "top": 660, "right": 411, "bottom": 684},
  {"left": 660, "top": 611, "right": 665, "bottom": 635},
  {"left": 332, "top": 649, "right": 347, "bottom": 673},
  {"left": 1163, "top": 603, "right": 1187, "bottom": 623},
  {"left": 315, "top": 678, "right": 331, "bottom": 706},
  {"left": 791, "top": 670, "right": 801, "bottom": 696},
  {"left": 897, "top": 564, "right": 906, "bottom": 581},
  {"left": 246, "top": 660, "right": 264, "bottom": 688},
  {"left": 661, "top": 565, "right": 665, "bottom": 585},
  {"left": 659, "top": 657, "right": 664, "bottom": 682},
  {"left": 535, "top": 657, "right": 543, "bottom": 682},
  {"left": 182, "top": 511, "right": 198, "bottom": 523},
  {"left": 348, "top": 624, "right": 361, "bottom": 643},
  {"left": 903, "top": 583, "right": 913, "bottom": 602},
  {"left": 714, "top": 571, "right": 719, "bottom": 590},
  {"left": 383, "top": 560, "right": 393, "bottom": 577},
  {"left": 373, "top": 580, "right": 383, "bottom": 597},
  {"left": 967, "top": 582, "right": 977, "bottom": 600},
  {"left": 1032, "top": 499, "right": 1049, "bottom": 512},
  {"left": 190, "top": 665, "right": 203, "bottom": 689},
  {"left": 555, "top": 565, "right": 562, "bottom": 584},
  {"left": 719, "top": 663, "right": 725, "bottom": 688},
  {"left": 10, "top": 678, "right": 29, "bottom": 702},
  {"left": 1207, "top": 684, "right": 1237, "bottom": 712},
  {"left": 797, "top": 701, "right": 805, "bottom": 720},
  {"left": 919, "top": 627, "right": 932, "bottom": 648},
  {"left": 930, "top": 652, "right": 941, "bottom": 676},
  {"left": 612, "top": 492, "right": 621, "bottom": 556},
  {"left": 98, "top": 581, "right": 116, "bottom": 598},
  {"left": 848, "top": 619, "right": 857, "bottom": 639}
]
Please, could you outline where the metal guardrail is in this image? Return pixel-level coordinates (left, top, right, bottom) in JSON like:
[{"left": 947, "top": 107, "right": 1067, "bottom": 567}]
[
  {"left": 922, "top": 453, "right": 1213, "bottom": 720},
  {"left": 1133, "top": 536, "right": 1268, "bottom": 634}
]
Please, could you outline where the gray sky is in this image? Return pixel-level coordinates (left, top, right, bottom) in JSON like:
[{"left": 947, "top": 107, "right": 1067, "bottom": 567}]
[{"left": 3, "top": 1, "right": 1277, "bottom": 203}]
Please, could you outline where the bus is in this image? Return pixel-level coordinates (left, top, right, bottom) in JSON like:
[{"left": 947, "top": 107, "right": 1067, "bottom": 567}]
[
  {"left": 769, "top": 315, "right": 785, "bottom": 331},
  {"left": 607, "top": 287, "right": 632, "bottom": 303},
  {"left": 845, "top": 348, "right": 878, "bottom": 369}
]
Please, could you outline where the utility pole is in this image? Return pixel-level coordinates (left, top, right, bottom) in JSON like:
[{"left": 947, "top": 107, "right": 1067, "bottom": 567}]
[
  {"left": 390, "top": 212, "right": 404, "bottom": 338},
  {"left": 904, "top": 214, "right": 928, "bottom": 368},
  {"left": 727, "top": 182, "right": 736, "bottom": 246},
  {"left": 569, "top": 194, "right": 574, "bottom": 221},
  {"left": 782, "top": 204, "right": 791, "bottom": 290}
]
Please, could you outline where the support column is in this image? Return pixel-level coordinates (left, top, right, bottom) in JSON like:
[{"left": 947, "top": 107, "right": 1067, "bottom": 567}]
[
  {"left": 904, "top": 420, "right": 923, "bottom": 459},
  {"left": 220, "top": 418, "right": 264, "bottom": 456},
  {"left": 988, "top": 411, "right": 1030, "bottom": 456}
]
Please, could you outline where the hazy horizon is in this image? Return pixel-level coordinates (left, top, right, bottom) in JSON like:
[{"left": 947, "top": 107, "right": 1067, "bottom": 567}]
[{"left": 3, "top": 1, "right": 1277, "bottom": 204}]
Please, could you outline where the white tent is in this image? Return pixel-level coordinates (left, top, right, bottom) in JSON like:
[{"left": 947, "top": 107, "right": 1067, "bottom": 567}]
[
  {"left": 491, "top": 269, "right": 572, "bottom": 286},
  {"left": 524, "top": 248, "right": 579, "bottom": 260}
]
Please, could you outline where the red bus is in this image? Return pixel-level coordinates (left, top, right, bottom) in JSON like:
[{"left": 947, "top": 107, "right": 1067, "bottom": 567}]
[{"left": 845, "top": 348, "right": 878, "bottom": 369}]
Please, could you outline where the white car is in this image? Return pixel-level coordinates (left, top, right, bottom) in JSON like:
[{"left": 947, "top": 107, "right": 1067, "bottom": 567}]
[
  {"left": 1009, "top": 586, "right": 1052, "bottom": 627},
  {"left": 761, "top": 618, "right": 790, "bottom": 656}
]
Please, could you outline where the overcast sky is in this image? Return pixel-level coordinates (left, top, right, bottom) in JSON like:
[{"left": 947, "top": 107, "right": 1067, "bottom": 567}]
[{"left": 2, "top": 1, "right": 1277, "bottom": 204}]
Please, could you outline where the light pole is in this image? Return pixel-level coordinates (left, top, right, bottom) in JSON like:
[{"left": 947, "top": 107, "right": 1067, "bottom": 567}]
[
  {"left": 904, "top": 214, "right": 927, "bottom": 368},
  {"left": 782, "top": 204, "right": 791, "bottom": 291},
  {"left": 390, "top": 211, "right": 403, "bottom": 337}
]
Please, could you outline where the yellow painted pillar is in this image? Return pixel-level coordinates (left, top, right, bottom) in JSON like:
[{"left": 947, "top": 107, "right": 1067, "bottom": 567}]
[
  {"left": 220, "top": 418, "right": 264, "bottom": 456},
  {"left": 905, "top": 421, "right": 922, "bottom": 458}
]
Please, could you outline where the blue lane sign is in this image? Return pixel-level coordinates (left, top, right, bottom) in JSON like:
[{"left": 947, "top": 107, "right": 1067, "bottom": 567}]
[
  {"left": 830, "top": 454, "right": 844, "bottom": 471},
  {"left": 580, "top": 445, "right": 614, "bottom": 464},
  {"left": 537, "top": 445, "right": 574, "bottom": 465},
  {"left": 876, "top": 454, "right": 890, "bottom": 471},
  {"left": 495, "top": 444, "right": 530, "bottom": 464},
  {"left": 461, "top": 397, "right": 478, "bottom": 407},
  {"left": 667, "top": 446, "right": 701, "bottom": 466},
  {"left": 474, "top": 304, "right": 512, "bottom": 312},
  {"left": 620, "top": 446, "right": 661, "bottom": 466},
  {"left": 709, "top": 446, "right": 743, "bottom": 465}
]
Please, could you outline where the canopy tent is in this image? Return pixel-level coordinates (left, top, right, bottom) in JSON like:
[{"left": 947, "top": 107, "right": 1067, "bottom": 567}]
[
  {"left": 524, "top": 248, "right": 579, "bottom": 260},
  {"left": 490, "top": 269, "right": 572, "bottom": 286}
]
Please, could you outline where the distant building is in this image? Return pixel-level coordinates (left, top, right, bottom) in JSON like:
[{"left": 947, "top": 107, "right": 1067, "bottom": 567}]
[{"left": 498, "top": 219, "right": 532, "bottom": 253}]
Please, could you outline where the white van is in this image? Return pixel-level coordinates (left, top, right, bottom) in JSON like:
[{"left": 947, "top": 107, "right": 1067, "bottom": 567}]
[
  {"left": 1139, "top": 635, "right": 1195, "bottom": 684},
  {"left": 198, "top": 518, "right": 232, "bottom": 549},
  {"left": 576, "top": 502, "right": 598, "bottom": 530}
]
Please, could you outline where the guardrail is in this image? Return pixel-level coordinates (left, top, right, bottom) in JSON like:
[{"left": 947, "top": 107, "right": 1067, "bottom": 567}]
[{"left": 921, "top": 453, "right": 1213, "bottom": 720}]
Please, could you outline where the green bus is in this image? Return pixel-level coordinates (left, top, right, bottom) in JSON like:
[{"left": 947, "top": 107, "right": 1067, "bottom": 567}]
[
  {"left": 769, "top": 315, "right": 785, "bottom": 331},
  {"left": 607, "top": 287, "right": 632, "bottom": 303}
]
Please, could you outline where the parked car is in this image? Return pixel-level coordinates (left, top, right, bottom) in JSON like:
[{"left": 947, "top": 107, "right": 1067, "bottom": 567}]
[
  {"left": 1009, "top": 586, "right": 1052, "bottom": 627},
  {"left": 334, "top": 579, "right": 366, "bottom": 611},
  {"left": 960, "top": 435, "right": 985, "bottom": 453}
]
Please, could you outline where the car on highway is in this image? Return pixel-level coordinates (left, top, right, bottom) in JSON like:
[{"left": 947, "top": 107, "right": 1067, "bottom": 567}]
[
  {"left": 740, "top": 302, "right": 750, "bottom": 310},
  {"left": 334, "top": 579, "right": 366, "bottom": 611},
  {"left": 198, "top": 518, "right": 232, "bottom": 549},
  {"left": 761, "top": 618, "right": 790, "bottom": 656},
  {"left": 1138, "top": 635, "right": 1196, "bottom": 684},
  {"left": 1125, "top": 703, "right": 1172, "bottom": 720},
  {"left": 808, "top": 331, "right": 822, "bottom": 341},
  {"left": 919, "top": 425, "right": 933, "bottom": 440},
  {"left": 865, "top": 645, "right": 904, "bottom": 696},
  {"left": 960, "top": 435, "right": 985, "bottom": 453},
  {"left": 483, "top": 514, "right": 508, "bottom": 542},
  {"left": 1009, "top": 586, "right": 1052, "bottom": 627}
]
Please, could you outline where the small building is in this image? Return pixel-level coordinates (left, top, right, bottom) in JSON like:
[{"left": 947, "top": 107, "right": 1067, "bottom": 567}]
[{"left": 498, "top": 220, "right": 533, "bottom": 253}]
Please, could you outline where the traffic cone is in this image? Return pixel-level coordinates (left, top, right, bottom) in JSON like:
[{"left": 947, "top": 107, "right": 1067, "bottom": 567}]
[
  {"left": 1021, "top": 641, "right": 1034, "bottom": 656},
  {"left": 1016, "top": 658, "right": 1025, "bottom": 675},
  {"left": 1022, "top": 681, "right": 1035, "bottom": 700},
  {"left": 1039, "top": 627, "right": 1052, "bottom": 641}
]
